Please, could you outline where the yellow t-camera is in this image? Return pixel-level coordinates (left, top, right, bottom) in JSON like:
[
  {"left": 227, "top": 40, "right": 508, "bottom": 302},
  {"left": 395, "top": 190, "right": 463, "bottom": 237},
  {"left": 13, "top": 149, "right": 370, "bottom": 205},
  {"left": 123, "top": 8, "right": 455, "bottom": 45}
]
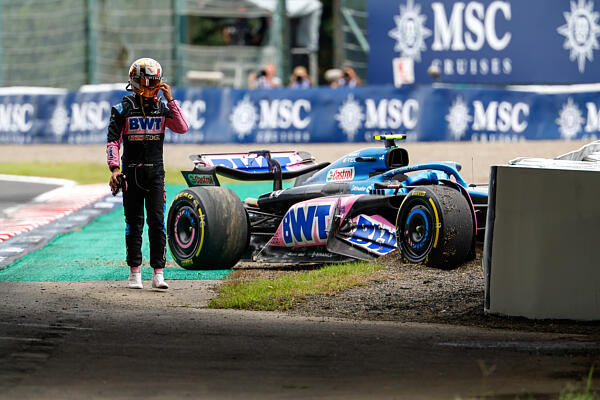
[{"left": 373, "top": 134, "right": 406, "bottom": 148}]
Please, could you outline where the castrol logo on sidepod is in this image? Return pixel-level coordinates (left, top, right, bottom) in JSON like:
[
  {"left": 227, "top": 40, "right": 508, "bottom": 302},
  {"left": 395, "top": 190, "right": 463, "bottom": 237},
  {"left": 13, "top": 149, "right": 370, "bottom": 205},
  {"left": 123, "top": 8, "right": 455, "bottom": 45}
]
[{"left": 326, "top": 167, "right": 355, "bottom": 182}]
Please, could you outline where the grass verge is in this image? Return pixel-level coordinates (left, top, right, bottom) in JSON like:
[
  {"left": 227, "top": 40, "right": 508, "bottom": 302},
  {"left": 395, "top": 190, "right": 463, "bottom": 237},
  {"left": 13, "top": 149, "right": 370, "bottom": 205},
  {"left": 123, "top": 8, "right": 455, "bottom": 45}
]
[
  {"left": 208, "top": 261, "right": 385, "bottom": 311},
  {"left": 559, "top": 367, "right": 598, "bottom": 400},
  {"left": 0, "top": 162, "right": 186, "bottom": 185}
]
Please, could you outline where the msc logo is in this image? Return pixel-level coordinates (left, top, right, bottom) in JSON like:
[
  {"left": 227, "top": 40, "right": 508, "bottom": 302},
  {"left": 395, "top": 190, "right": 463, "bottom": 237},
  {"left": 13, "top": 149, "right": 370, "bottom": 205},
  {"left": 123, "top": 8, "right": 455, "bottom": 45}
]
[
  {"left": 127, "top": 117, "right": 163, "bottom": 132},
  {"left": 557, "top": 0, "right": 600, "bottom": 73},
  {"left": 389, "top": 1, "right": 512, "bottom": 55},
  {"left": 71, "top": 101, "right": 110, "bottom": 131},
  {"left": 335, "top": 95, "right": 419, "bottom": 141},
  {"left": 446, "top": 97, "right": 529, "bottom": 140},
  {"left": 472, "top": 100, "right": 529, "bottom": 133},
  {"left": 554, "top": 97, "right": 600, "bottom": 140},
  {"left": 49, "top": 101, "right": 111, "bottom": 137},
  {"left": 258, "top": 99, "right": 311, "bottom": 130},
  {"left": 0, "top": 103, "right": 34, "bottom": 133},
  {"left": 430, "top": 1, "right": 511, "bottom": 52},
  {"left": 282, "top": 203, "right": 333, "bottom": 246},
  {"left": 229, "top": 96, "right": 311, "bottom": 139},
  {"left": 389, "top": 0, "right": 513, "bottom": 77},
  {"left": 364, "top": 98, "right": 418, "bottom": 130},
  {"left": 180, "top": 100, "right": 206, "bottom": 130}
]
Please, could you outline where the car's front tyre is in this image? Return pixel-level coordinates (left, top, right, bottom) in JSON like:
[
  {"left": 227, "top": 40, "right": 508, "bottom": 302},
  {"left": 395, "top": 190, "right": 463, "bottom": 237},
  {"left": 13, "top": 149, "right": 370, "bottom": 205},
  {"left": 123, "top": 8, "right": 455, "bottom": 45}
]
[{"left": 396, "top": 185, "right": 473, "bottom": 269}]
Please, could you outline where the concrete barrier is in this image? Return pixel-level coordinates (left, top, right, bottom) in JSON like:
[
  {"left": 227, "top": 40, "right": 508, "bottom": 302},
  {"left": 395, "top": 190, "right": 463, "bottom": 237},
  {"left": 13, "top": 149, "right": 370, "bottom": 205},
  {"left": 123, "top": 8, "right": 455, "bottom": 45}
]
[{"left": 484, "top": 161, "right": 600, "bottom": 320}]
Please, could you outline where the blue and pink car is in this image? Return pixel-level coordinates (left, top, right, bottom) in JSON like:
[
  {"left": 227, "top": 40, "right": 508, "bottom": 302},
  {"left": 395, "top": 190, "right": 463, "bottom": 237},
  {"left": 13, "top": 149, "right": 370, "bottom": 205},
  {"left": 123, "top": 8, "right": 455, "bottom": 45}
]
[{"left": 166, "top": 135, "right": 488, "bottom": 270}]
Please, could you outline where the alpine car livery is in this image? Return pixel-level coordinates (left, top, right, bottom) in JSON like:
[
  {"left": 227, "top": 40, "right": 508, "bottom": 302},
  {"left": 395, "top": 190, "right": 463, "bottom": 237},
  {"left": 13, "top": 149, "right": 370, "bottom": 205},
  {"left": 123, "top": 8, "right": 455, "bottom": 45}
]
[{"left": 166, "top": 135, "right": 488, "bottom": 270}]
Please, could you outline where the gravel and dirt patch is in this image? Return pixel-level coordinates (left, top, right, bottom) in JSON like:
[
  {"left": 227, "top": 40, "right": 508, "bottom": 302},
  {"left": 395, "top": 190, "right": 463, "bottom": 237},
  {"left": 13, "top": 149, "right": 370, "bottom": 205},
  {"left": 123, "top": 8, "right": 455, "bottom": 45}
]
[{"left": 231, "top": 245, "right": 600, "bottom": 337}]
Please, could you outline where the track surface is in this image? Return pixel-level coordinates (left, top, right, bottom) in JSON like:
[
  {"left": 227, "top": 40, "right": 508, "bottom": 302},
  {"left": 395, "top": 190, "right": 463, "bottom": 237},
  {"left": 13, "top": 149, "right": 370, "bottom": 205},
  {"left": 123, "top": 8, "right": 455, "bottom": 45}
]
[
  {"left": 1, "top": 281, "right": 598, "bottom": 400},
  {"left": 0, "top": 141, "right": 598, "bottom": 399},
  {"left": 0, "top": 179, "right": 59, "bottom": 216}
]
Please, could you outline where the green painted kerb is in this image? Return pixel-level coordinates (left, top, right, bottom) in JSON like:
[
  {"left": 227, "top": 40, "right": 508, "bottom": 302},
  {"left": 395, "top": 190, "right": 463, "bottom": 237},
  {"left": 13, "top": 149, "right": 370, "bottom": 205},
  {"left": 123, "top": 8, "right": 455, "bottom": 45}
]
[{"left": 0, "top": 185, "right": 233, "bottom": 282}]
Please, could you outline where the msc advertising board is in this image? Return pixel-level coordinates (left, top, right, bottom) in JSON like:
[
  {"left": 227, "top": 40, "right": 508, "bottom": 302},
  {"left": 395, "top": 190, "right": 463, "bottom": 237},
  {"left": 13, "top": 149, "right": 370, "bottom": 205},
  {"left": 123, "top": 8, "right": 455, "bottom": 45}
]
[{"left": 368, "top": 0, "right": 600, "bottom": 84}]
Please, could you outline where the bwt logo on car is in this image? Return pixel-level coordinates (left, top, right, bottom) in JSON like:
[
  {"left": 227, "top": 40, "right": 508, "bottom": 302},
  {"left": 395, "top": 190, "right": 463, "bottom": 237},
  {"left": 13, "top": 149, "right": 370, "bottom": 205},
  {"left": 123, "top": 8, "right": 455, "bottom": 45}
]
[
  {"left": 347, "top": 215, "right": 397, "bottom": 255},
  {"left": 327, "top": 167, "right": 355, "bottom": 182},
  {"left": 282, "top": 202, "right": 333, "bottom": 246},
  {"left": 0, "top": 103, "right": 34, "bottom": 132},
  {"left": 206, "top": 155, "right": 293, "bottom": 169}
]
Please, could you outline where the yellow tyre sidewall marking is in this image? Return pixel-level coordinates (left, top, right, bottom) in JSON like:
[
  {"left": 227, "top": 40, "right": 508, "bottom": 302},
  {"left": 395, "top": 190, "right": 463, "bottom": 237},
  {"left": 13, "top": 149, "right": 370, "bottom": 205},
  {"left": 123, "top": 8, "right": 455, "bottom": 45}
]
[
  {"left": 396, "top": 192, "right": 440, "bottom": 250},
  {"left": 428, "top": 198, "right": 440, "bottom": 248},
  {"left": 195, "top": 205, "right": 205, "bottom": 257}
]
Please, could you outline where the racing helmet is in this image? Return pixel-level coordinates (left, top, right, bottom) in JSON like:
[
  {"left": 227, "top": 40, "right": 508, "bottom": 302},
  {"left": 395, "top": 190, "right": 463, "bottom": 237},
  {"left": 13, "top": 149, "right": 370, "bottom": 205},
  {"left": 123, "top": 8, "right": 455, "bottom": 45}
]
[{"left": 128, "top": 58, "right": 162, "bottom": 98}]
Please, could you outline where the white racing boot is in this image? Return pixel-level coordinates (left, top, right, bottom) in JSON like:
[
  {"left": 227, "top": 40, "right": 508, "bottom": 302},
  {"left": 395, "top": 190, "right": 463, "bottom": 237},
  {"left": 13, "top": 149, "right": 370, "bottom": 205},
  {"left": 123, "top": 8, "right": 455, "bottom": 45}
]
[
  {"left": 152, "top": 269, "right": 169, "bottom": 289},
  {"left": 128, "top": 267, "right": 143, "bottom": 289}
]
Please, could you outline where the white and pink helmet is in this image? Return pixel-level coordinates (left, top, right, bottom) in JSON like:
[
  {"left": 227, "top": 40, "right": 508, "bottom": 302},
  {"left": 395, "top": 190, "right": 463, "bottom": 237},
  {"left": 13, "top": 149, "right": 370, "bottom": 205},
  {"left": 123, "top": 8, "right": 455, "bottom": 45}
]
[{"left": 128, "top": 57, "right": 162, "bottom": 98}]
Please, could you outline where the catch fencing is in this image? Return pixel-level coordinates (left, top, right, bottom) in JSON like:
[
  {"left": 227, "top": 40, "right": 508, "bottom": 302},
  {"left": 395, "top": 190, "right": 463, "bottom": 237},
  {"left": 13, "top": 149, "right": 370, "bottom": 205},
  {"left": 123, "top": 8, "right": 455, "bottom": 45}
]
[{"left": 0, "top": 0, "right": 174, "bottom": 89}]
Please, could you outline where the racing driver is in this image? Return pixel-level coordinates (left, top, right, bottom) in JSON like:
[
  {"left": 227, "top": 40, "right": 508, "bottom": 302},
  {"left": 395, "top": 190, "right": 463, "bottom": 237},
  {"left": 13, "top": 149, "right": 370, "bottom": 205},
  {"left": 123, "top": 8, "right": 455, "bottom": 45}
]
[{"left": 107, "top": 57, "right": 189, "bottom": 290}]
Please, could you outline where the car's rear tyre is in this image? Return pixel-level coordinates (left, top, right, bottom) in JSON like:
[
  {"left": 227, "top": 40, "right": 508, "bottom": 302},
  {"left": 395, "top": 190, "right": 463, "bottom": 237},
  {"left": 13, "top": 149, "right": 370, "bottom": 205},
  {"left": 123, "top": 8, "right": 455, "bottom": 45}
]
[
  {"left": 396, "top": 185, "right": 473, "bottom": 269},
  {"left": 167, "top": 187, "right": 248, "bottom": 270}
]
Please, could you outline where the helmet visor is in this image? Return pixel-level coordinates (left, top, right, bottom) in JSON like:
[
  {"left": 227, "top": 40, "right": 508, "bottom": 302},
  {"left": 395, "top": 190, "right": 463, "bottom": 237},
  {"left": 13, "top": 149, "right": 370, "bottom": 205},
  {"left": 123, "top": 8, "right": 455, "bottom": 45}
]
[
  {"left": 139, "top": 77, "right": 161, "bottom": 87},
  {"left": 133, "top": 76, "right": 161, "bottom": 97}
]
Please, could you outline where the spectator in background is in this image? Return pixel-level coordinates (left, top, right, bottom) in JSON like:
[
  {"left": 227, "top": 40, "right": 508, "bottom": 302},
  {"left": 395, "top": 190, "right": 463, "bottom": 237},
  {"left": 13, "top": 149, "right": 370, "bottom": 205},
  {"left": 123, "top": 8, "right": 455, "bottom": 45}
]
[
  {"left": 247, "top": 70, "right": 259, "bottom": 89},
  {"left": 325, "top": 68, "right": 343, "bottom": 87},
  {"left": 332, "top": 65, "right": 361, "bottom": 88},
  {"left": 289, "top": 66, "right": 312, "bottom": 89},
  {"left": 255, "top": 63, "right": 281, "bottom": 89}
]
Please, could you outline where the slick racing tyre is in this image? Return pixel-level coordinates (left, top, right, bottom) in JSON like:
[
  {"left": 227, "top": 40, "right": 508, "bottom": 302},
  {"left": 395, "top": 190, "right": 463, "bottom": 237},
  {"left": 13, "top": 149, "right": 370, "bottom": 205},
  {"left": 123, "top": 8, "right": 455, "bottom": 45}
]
[
  {"left": 396, "top": 185, "right": 473, "bottom": 270},
  {"left": 167, "top": 187, "right": 248, "bottom": 270}
]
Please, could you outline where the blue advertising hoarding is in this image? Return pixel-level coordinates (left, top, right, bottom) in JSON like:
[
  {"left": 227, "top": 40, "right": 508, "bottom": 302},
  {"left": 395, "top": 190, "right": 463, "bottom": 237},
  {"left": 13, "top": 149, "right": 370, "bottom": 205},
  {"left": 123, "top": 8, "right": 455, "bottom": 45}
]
[
  {"left": 368, "top": 0, "right": 600, "bottom": 84},
  {"left": 0, "top": 85, "right": 600, "bottom": 144}
]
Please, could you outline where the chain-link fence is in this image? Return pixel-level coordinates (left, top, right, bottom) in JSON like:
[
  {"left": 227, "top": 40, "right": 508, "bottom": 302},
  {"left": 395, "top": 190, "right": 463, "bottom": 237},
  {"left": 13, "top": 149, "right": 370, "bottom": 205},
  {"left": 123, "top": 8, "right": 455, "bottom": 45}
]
[
  {"left": 92, "top": 0, "right": 175, "bottom": 85},
  {"left": 0, "top": 0, "right": 175, "bottom": 89},
  {"left": 1, "top": 0, "right": 88, "bottom": 88},
  {"left": 0, "top": 0, "right": 318, "bottom": 89}
]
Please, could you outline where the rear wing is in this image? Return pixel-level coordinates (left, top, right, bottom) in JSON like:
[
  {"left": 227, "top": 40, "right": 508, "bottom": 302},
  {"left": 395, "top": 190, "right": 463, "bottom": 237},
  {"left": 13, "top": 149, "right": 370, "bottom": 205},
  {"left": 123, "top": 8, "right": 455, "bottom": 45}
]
[
  {"left": 189, "top": 150, "right": 316, "bottom": 172},
  {"left": 182, "top": 150, "right": 329, "bottom": 191}
]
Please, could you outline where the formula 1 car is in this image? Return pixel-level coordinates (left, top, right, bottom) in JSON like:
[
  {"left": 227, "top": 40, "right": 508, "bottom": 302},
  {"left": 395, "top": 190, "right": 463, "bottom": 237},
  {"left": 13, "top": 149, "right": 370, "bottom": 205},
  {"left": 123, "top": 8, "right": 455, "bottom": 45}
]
[{"left": 166, "top": 135, "right": 488, "bottom": 270}]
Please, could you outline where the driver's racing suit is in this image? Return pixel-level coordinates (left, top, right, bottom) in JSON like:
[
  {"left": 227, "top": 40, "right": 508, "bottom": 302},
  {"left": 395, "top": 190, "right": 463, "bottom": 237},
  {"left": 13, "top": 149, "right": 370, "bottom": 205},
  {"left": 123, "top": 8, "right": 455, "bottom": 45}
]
[{"left": 106, "top": 94, "right": 188, "bottom": 269}]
